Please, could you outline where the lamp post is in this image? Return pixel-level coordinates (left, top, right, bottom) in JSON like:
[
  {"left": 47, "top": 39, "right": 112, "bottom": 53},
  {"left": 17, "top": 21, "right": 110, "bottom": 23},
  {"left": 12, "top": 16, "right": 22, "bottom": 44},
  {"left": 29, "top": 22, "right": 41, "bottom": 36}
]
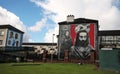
[
  {"left": 52, "top": 34, "right": 55, "bottom": 47},
  {"left": 51, "top": 34, "right": 55, "bottom": 63}
]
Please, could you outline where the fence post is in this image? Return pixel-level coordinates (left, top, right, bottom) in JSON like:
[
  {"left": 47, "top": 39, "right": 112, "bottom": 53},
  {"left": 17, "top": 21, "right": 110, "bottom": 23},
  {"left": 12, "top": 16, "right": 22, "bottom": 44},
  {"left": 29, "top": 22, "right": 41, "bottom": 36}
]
[
  {"left": 42, "top": 50, "right": 47, "bottom": 62},
  {"left": 90, "top": 50, "right": 95, "bottom": 64},
  {"left": 64, "top": 50, "right": 69, "bottom": 63}
]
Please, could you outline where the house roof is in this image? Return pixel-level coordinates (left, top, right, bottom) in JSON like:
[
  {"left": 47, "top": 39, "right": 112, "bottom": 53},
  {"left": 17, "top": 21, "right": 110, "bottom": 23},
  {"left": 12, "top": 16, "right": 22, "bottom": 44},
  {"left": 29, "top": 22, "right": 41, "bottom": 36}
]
[
  {"left": 58, "top": 18, "right": 98, "bottom": 25},
  {"left": 0, "top": 24, "right": 24, "bottom": 33},
  {"left": 98, "top": 30, "right": 120, "bottom": 36}
]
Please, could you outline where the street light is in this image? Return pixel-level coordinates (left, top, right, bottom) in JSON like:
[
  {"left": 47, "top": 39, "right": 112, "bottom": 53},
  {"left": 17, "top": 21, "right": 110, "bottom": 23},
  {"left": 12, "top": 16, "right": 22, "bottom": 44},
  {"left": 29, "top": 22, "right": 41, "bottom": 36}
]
[
  {"left": 52, "top": 34, "right": 55, "bottom": 47},
  {"left": 51, "top": 34, "right": 55, "bottom": 63}
]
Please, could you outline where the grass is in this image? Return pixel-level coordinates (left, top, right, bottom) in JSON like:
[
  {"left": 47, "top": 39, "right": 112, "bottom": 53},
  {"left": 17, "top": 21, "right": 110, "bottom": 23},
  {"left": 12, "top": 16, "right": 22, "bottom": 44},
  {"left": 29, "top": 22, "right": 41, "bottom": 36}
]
[{"left": 0, "top": 63, "right": 118, "bottom": 74}]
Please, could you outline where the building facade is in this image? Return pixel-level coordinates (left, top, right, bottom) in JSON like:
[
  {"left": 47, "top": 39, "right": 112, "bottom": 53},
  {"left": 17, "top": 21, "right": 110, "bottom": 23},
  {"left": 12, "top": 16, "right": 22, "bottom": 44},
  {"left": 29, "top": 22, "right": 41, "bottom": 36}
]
[
  {"left": 99, "top": 30, "right": 120, "bottom": 48},
  {"left": 0, "top": 25, "right": 25, "bottom": 62},
  {"left": 58, "top": 15, "right": 99, "bottom": 60},
  {"left": 98, "top": 30, "right": 120, "bottom": 71},
  {"left": 22, "top": 43, "right": 57, "bottom": 55},
  {"left": 0, "top": 25, "right": 24, "bottom": 49}
]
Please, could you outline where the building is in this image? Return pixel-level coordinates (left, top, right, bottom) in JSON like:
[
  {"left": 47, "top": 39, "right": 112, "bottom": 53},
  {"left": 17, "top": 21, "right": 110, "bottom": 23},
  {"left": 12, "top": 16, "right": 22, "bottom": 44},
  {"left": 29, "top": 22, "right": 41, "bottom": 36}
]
[
  {"left": 22, "top": 43, "right": 58, "bottom": 62},
  {"left": 22, "top": 43, "right": 57, "bottom": 55},
  {"left": 0, "top": 17, "right": 119, "bottom": 68},
  {"left": 0, "top": 25, "right": 33, "bottom": 62},
  {"left": 58, "top": 15, "right": 99, "bottom": 60},
  {"left": 0, "top": 24, "right": 24, "bottom": 48},
  {"left": 99, "top": 30, "right": 120, "bottom": 48},
  {"left": 98, "top": 30, "right": 120, "bottom": 71}
]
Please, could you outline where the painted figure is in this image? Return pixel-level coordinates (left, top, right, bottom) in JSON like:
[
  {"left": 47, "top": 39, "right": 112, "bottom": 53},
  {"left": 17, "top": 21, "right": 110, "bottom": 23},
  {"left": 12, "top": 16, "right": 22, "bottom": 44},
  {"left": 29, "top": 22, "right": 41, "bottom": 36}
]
[
  {"left": 61, "top": 30, "right": 72, "bottom": 50},
  {"left": 70, "top": 24, "right": 93, "bottom": 59},
  {"left": 71, "top": 30, "right": 92, "bottom": 59}
]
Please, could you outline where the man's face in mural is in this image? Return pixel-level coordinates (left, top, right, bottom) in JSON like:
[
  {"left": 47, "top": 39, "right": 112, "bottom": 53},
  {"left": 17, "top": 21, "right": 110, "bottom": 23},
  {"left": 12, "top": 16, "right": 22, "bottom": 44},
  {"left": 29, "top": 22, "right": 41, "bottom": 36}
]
[
  {"left": 79, "top": 32, "right": 87, "bottom": 41},
  {"left": 75, "top": 31, "right": 89, "bottom": 47}
]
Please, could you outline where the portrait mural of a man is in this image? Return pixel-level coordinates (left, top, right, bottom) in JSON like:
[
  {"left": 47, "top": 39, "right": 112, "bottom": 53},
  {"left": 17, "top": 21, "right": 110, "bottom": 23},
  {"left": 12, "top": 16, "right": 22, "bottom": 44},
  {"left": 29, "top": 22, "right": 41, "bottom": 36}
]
[
  {"left": 71, "top": 30, "right": 92, "bottom": 59},
  {"left": 70, "top": 23, "right": 94, "bottom": 59},
  {"left": 59, "top": 23, "right": 95, "bottom": 59}
]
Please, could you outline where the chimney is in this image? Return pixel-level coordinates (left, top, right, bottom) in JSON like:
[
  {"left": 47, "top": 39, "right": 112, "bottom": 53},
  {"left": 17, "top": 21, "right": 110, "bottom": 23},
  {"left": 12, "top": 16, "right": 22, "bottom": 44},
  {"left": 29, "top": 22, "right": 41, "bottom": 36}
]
[{"left": 66, "top": 15, "right": 74, "bottom": 22}]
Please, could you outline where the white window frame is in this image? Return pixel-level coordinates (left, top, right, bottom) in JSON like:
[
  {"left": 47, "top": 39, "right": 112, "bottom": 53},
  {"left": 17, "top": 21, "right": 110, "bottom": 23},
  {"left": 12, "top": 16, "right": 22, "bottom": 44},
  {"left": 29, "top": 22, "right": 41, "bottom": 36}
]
[{"left": 0, "top": 30, "right": 4, "bottom": 36}]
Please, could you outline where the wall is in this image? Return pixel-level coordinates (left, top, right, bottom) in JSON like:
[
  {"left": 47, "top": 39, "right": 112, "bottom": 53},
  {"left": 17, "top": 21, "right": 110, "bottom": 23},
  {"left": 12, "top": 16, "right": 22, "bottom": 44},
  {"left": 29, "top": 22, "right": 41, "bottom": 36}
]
[
  {"left": 99, "top": 36, "right": 120, "bottom": 48},
  {"left": 100, "top": 48, "right": 120, "bottom": 71},
  {"left": 58, "top": 23, "right": 98, "bottom": 60},
  {"left": 22, "top": 44, "right": 58, "bottom": 55},
  {"left": 6, "top": 29, "right": 23, "bottom": 47},
  {"left": 0, "top": 29, "right": 8, "bottom": 46}
]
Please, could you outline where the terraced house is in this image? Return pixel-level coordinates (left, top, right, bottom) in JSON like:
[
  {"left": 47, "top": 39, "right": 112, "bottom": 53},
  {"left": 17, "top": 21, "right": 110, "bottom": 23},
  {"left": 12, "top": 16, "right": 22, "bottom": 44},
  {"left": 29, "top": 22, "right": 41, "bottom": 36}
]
[
  {"left": 0, "top": 25, "right": 33, "bottom": 62},
  {"left": 0, "top": 24, "right": 24, "bottom": 48}
]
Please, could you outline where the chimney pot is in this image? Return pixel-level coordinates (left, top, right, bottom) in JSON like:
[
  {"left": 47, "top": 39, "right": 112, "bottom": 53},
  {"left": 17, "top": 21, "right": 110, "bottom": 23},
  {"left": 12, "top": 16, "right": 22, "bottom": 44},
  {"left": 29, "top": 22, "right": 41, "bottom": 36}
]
[{"left": 67, "top": 15, "right": 74, "bottom": 22}]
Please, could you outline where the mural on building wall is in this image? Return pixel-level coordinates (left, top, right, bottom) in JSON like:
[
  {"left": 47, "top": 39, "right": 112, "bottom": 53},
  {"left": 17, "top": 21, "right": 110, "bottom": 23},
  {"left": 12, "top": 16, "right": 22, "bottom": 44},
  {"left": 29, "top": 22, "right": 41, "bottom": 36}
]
[
  {"left": 60, "top": 25, "right": 72, "bottom": 51},
  {"left": 60, "top": 23, "right": 95, "bottom": 59},
  {"left": 7, "top": 30, "right": 21, "bottom": 47}
]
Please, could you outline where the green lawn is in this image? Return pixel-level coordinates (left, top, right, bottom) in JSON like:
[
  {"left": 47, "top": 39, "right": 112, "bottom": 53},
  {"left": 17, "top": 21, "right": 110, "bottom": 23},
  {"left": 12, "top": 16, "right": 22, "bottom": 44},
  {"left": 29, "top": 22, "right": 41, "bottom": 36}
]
[{"left": 0, "top": 63, "right": 118, "bottom": 74}]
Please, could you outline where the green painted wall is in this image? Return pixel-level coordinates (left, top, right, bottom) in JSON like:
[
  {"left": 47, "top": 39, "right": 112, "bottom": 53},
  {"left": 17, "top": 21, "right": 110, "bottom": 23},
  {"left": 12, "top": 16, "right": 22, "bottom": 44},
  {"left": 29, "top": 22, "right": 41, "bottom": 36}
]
[{"left": 100, "top": 48, "right": 120, "bottom": 71}]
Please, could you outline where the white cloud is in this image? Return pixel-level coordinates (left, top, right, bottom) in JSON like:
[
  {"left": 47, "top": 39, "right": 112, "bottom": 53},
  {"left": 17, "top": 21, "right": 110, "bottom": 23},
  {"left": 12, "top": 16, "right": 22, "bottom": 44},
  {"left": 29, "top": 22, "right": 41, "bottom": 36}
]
[
  {"left": 31, "top": 0, "right": 120, "bottom": 42},
  {"left": 28, "top": 17, "right": 47, "bottom": 32},
  {"left": 99, "top": 6, "right": 120, "bottom": 30},
  {"left": 28, "top": 38, "right": 35, "bottom": 42},
  {"left": 0, "top": 6, "right": 29, "bottom": 42},
  {"left": 23, "top": 33, "right": 31, "bottom": 42},
  {"left": 0, "top": 6, "right": 26, "bottom": 32},
  {"left": 44, "top": 24, "right": 59, "bottom": 43}
]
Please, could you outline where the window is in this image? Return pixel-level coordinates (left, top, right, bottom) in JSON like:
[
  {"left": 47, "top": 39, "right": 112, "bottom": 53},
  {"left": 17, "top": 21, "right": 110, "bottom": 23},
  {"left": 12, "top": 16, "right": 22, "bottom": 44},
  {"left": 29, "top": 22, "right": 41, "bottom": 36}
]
[
  {"left": 15, "top": 33, "right": 18, "bottom": 39},
  {"left": 101, "top": 36, "right": 106, "bottom": 44},
  {"left": 10, "top": 32, "right": 13, "bottom": 38},
  {"left": 106, "top": 36, "right": 113, "bottom": 44},
  {"left": 0, "top": 30, "right": 4, "bottom": 36},
  {"left": 0, "top": 40, "right": 3, "bottom": 45},
  {"left": 102, "top": 36, "right": 106, "bottom": 41},
  {"left": 117, "top": 36, "right": 120, "bottom": 45}
]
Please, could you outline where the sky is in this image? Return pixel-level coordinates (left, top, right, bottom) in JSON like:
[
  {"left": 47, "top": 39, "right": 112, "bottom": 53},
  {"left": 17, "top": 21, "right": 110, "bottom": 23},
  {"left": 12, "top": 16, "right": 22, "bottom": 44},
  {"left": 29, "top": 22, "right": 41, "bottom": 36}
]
[{"left": 0, "top": 0, "right": 120, "bottom": 43}]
